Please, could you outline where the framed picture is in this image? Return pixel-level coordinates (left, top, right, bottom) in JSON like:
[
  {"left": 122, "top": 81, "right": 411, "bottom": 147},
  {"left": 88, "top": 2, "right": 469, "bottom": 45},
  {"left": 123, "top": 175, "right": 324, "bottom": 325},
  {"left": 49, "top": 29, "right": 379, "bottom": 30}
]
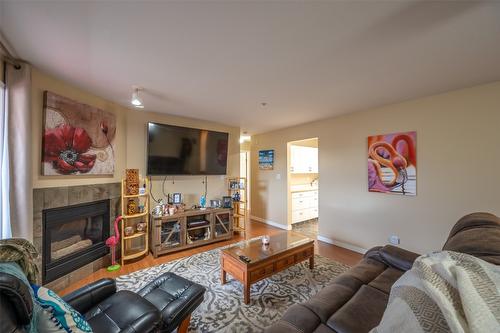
[
  {"left": 42, "top": 91, "right": 116, "bottom": 175},
  {"left": 172, "top": 193, "right": 182, "bottom": 204},
  {"left": 222, "top": 196, "right": 232, "bottom": 208},
  {"left": 368, "top": 131, "right": 416, "bottom": 196},
  {"left": 259, "top": 149, "right": 274, "bottom": 170}
]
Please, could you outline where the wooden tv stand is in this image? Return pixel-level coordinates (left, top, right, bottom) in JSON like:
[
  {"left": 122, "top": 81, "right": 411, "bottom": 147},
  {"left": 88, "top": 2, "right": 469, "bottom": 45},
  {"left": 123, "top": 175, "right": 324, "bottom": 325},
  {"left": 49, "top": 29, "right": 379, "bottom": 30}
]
[{"left": 150, "top": 208, "right": 233, "bottom": 258}]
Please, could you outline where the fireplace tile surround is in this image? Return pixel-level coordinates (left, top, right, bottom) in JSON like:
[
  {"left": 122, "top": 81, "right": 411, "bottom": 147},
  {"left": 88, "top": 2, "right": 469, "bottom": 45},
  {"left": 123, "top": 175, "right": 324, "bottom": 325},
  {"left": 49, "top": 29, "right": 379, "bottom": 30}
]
[{"left": 33, "top": 182, "right": 121, "bottom": 291}]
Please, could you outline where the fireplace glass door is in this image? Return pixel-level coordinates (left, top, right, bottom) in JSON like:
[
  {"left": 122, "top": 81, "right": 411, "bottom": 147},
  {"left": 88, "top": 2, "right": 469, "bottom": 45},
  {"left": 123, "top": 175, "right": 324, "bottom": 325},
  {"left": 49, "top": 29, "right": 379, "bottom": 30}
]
[{"left": 43, "top": 200, "right": 110, "bottom": 283}]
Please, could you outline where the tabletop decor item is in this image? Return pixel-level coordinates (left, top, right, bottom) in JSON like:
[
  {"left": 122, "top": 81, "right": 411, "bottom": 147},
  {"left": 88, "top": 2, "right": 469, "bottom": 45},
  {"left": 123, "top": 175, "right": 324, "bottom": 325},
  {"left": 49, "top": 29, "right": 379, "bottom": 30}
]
[
  {"left": 368, "top": 131, "right": 416, "bottom": 196},
  {"left": 222, "top": 196, "right": 232, "bottom": 208},
  {"left": 261, "top": 235, "right": 270, "bottom": 245},
  {"left": 138, "top": 204, "right": 145, "bottom": 213},
  {"left": 105, "top": 216, "right": 123, "bottom": 272},
  {"left": 136, "top": 222, "right": 147, "bottom": 232},
  {"left": 173, "top": 193, "right": 182, "bottom": 204},
  {"left": 42, "top": 91, "right": 116, "bottom": 175},
  {"left": 127, "top": 199, "right": 137, "bottom": 215},
  {"left": 125, "top": 169, "right": 139, "bottom": 195},
  {"left": 124, "top": 226, "right": 134, "bottom": 237}
]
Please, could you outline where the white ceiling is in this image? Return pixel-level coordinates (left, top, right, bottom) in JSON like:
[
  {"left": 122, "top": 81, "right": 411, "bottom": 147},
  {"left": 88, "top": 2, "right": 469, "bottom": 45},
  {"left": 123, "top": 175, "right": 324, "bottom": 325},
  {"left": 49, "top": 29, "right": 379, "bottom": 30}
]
[{"left": 1, "top": 1, "right": 500, "bottom": 134}]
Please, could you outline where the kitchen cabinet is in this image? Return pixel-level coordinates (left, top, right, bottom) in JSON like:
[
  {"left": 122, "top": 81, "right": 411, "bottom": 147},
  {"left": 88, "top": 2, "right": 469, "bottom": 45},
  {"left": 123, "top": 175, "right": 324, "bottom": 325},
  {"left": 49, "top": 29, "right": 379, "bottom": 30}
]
[
  {"left": 290, "top": 146, "right": 318, "bottom": 173},
  {"left": 291, "top": 189, "right": 318, "bottom": 224}
]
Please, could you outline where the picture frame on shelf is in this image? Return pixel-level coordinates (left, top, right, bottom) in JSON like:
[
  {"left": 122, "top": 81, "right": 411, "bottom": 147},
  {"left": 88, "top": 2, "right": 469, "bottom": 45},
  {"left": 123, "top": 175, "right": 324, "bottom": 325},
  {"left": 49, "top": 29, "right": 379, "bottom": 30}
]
[
  {"left": 173, "top": 193, "right": 182, "bottom": 204},
  {"left": 222, "top": 196, "right": 232, "bottom": 208}
]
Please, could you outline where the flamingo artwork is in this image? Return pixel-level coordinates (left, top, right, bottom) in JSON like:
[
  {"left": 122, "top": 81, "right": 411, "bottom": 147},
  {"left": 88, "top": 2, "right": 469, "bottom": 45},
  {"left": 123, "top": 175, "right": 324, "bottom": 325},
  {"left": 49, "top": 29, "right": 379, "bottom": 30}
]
[
  {"left": 106, "top": 215, "right": 123, "bottom": 271},
  {"left": 368, "top": 131, "right": 416, "bottom": 195}
]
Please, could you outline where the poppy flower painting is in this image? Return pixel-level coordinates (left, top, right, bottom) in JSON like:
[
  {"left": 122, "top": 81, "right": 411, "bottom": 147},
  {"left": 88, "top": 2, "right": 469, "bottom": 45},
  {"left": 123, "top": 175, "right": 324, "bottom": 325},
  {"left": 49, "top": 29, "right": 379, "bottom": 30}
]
[
  {"left": 368, "top": 131, "right": 416, "bottom": 196},
  {"left": 42, "top": 91, "right": 116, "bottom": 175}
]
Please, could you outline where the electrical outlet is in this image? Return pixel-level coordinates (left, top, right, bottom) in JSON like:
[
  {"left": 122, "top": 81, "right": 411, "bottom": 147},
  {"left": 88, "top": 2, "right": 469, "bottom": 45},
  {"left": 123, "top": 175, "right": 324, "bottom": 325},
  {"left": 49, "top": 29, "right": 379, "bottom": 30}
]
[
  {"left": 276, "top": 173, "right": 281, "bottom": 180},
  {"left": 389, "top": 235, "right": 400, "bottom": 245}
]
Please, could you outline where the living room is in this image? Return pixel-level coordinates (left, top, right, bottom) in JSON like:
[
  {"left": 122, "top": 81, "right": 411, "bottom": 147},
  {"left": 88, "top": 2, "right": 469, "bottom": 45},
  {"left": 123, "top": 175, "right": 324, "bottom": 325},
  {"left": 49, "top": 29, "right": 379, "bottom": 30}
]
[{"left": 1, "top": 2, "right": 499, "bottom": 333}]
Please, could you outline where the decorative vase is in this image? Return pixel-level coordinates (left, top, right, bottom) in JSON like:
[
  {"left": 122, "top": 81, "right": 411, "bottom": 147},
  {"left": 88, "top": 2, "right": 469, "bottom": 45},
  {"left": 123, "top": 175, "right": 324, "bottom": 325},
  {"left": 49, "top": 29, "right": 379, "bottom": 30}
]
[
  {"left": 127, "top": 199, "right": 137, "bottom": 215},
  {"left": 124, "top": 226, "right": 134, "bottom": 236},
  {"left": 136, "top": 222, "right": 146, "bottom": 232},
  {"left": 262, "top": 235, "right": 270, "bottom": 245}
]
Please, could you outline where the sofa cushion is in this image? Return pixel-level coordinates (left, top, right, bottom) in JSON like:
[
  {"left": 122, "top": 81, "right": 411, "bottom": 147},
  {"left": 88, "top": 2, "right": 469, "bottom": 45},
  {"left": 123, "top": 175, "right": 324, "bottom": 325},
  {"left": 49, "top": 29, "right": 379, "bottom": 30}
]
[
  {"left": 368, "top": 267, "right": 405, "bottom": 294},
  {"left": 326, "top": 285, "right": 389, "bottom": 333},
  {"left": 267, "top": 304, "right": 321, "bottom": 333},
  {"left": 338, "top": 258, "right": 387, "bottom": 285},
  {"left": 302, "top": 282, "right": 361, "bottom": 324}
]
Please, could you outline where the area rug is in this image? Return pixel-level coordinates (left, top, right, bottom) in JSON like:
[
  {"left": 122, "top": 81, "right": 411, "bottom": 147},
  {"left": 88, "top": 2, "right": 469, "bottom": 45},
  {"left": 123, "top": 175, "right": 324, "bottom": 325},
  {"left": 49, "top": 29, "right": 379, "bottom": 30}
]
[{"left": 116, "top": 238, "right": 350, "bottom": 332}]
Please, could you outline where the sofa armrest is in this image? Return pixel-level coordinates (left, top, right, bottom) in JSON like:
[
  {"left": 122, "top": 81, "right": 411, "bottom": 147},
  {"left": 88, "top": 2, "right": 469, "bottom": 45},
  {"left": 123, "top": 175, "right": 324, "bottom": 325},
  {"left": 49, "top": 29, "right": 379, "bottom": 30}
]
[
  {"left": 379, "top": 245, "right": 420, "bottom": 271},
  {"left": 364, "top": 246, "right": 383, "bottom": 260},
  {"left": 63, "top": 278, "right": 116, "bottom": 314}
]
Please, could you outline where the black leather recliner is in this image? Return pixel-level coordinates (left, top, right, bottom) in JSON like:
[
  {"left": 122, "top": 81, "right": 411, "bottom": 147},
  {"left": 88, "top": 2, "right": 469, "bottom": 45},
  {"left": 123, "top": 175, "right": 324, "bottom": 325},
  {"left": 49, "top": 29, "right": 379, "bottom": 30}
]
[
  {"left": 0, "top": 275, "right": 161, "bottom": 333},
  {"left": 64, "top": 278, "right": 161, "bottom": 333},
  {"left": 0, "top": 272, "right": 206, "bottom": 333}
]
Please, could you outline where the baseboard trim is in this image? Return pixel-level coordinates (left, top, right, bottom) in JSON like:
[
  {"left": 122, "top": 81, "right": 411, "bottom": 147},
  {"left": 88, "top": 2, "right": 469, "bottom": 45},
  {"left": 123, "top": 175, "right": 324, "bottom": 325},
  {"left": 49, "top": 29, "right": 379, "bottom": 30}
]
[
  {"left": 250, "top": 215, "right": 292, "bottom": 230},
  {"left": 317, "top": 235, "right": 367, "bottom": 254}
]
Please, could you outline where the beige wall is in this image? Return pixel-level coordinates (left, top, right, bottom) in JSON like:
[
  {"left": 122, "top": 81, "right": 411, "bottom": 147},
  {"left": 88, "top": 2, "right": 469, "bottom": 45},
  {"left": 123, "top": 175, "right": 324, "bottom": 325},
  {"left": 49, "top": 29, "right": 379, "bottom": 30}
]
[
  {"left": 251, "top": 81, "right": 500, "bottom": 254},
  {"left": 32, "top": 67, "right": 239, "bottom": 204}
]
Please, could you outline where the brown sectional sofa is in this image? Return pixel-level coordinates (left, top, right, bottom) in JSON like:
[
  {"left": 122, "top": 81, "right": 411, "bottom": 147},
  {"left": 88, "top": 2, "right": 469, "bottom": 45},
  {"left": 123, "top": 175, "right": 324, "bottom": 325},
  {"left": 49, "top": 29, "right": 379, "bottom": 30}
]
[{"left": 266, "top": 212, "right": 500, "bottom": 333}]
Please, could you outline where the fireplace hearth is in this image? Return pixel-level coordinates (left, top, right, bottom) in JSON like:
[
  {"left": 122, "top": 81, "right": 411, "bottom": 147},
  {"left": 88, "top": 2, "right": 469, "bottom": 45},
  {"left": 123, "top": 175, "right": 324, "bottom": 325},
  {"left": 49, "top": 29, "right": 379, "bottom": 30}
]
[{"left": 42, "top": 200, "right": 110, "bottom": 283}]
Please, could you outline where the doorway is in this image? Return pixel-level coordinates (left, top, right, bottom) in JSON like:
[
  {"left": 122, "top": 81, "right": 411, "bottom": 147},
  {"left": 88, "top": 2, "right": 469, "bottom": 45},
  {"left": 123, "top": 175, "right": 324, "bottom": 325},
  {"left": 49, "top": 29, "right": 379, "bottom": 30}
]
[{"left": 287, "top": 138, "right": 319, "bottom": 239}]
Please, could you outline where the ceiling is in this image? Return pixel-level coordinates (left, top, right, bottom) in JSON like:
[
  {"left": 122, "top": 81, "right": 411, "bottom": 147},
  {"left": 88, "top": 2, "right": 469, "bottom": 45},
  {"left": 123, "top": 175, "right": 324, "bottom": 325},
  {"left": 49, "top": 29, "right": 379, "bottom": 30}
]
[{"left": 1, "top": 1, "right": 500, "bottom": 134}]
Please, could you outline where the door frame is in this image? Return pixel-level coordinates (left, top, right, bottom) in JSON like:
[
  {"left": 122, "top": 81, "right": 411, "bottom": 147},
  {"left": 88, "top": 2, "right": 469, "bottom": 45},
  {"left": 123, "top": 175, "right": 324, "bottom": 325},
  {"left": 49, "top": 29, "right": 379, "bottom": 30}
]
[{"left": 287, "top": 138, "right": 319, "bottom": 229}]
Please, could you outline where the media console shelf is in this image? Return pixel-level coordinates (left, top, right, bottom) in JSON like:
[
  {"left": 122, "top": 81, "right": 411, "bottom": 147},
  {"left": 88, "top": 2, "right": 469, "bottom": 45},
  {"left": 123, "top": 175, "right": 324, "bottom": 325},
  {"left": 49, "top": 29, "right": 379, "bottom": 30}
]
[{"left": 150, "top": 208, "right": 233, "bottom": 258}]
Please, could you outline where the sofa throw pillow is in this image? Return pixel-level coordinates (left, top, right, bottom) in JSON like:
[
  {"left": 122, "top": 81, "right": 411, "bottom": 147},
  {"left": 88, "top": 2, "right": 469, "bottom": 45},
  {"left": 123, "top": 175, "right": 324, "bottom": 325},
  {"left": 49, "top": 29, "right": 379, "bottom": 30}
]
[{"left": 31, "top": 284, "right": 92, "bottom": 333}]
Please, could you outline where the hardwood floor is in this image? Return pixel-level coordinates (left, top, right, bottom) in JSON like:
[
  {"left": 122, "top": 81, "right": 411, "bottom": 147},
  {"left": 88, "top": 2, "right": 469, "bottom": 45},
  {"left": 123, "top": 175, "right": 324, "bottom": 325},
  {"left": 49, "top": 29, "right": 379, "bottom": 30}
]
[{"left": 59, "top": 220, "right": 362, "bottom": 296}]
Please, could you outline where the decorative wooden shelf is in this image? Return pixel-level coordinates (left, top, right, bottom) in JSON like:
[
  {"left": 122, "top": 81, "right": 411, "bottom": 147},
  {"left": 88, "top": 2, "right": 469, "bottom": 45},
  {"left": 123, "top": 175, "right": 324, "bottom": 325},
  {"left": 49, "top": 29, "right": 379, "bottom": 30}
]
[
  {"left": 123, "top": 193, "right": 149, "bottom": 198},
  {"left": 124, "top": 231, "right": 147, "bottom": 240},
  {"left": 122, "top": 211, "right": 148, "bottom": 219},
  {"left": 121, "top": 177, "right": 150, "bottom": 265},
  {"left": 228, "top": 177, "right": 247, "bottom": 234},
  {"left": 123, "top": 247, "right": 149, "bottom": 260}
]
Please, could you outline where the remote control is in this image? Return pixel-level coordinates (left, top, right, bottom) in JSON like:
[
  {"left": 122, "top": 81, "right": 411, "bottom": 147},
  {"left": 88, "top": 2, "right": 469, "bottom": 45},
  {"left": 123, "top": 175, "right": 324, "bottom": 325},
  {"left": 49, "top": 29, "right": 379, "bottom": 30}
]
[{"left": 239, "top": 255, "right": 251, "bottom": 263}]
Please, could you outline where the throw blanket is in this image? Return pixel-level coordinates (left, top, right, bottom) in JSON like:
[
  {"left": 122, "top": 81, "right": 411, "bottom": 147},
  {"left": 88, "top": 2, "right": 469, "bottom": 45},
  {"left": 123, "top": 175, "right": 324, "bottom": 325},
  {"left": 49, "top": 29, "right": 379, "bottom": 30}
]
[
  {"left": 372, "top": 251, "right": 500, "bottom": 333},
  {"left": 0, "top": 238, "right": 39, "bottom": 284}
]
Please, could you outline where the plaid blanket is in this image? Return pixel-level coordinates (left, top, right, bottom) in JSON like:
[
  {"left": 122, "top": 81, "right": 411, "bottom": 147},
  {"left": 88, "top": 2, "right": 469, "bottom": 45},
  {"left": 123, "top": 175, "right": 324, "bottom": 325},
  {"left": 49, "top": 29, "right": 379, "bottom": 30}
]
[
  {"left": 0, "top": 238, "right": 39, "bottom": 284},
  {"left": 372, "top": 251, "right": 500, "bottom": 333}
]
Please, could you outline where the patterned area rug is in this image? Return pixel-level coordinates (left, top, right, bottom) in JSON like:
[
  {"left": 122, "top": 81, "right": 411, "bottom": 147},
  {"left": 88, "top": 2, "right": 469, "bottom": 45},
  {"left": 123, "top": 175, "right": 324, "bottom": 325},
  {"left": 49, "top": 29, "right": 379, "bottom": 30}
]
[{"left": 116, "top": 239, "right": 350, "bottom": 332}]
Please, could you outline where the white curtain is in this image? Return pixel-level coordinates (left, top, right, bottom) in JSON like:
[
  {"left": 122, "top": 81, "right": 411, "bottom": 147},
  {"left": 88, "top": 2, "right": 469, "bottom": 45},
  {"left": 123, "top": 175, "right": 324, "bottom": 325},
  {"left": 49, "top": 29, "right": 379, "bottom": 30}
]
[
  {"left": 0, "top": 62, "right": 32, "bottom": 240},
  {"left": 0, "top": 67, "right": 9, "bottom": 239}
]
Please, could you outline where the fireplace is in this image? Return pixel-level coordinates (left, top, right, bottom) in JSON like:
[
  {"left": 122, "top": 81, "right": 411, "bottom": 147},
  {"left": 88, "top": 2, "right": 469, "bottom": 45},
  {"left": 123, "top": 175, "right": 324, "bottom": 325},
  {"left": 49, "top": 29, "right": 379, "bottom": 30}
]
[{"left": 42, "top": 200, "right": 110, "bottom": 283}]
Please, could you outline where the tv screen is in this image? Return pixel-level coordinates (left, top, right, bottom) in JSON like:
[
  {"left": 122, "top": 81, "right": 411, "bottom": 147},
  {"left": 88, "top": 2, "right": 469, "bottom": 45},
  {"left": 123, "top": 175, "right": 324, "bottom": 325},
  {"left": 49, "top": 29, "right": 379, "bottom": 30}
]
[{"left": 147, "top": 122, "right": 228, "bottom": 175}]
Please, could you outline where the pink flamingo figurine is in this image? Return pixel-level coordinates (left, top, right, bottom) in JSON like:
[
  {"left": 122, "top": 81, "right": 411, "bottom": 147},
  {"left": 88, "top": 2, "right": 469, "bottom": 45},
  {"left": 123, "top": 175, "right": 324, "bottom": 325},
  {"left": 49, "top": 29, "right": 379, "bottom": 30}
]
[{"left": 106, "top": 216, "right": 122, "bottom": 271}]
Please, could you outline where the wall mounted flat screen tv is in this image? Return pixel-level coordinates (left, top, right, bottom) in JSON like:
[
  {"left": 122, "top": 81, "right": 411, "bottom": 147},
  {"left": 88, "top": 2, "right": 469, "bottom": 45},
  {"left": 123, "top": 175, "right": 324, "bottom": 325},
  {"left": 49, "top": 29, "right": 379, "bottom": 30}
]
[{"left": 147, "top": 122, "right": 229, "bottom": 175}]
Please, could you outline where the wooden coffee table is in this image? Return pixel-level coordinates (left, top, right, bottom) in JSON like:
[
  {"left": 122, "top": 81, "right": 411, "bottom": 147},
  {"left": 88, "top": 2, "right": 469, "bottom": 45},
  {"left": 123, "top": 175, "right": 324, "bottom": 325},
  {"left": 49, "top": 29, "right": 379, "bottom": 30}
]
[{"left": 220, "top": 231, "right": 314, "bottom": 304}]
